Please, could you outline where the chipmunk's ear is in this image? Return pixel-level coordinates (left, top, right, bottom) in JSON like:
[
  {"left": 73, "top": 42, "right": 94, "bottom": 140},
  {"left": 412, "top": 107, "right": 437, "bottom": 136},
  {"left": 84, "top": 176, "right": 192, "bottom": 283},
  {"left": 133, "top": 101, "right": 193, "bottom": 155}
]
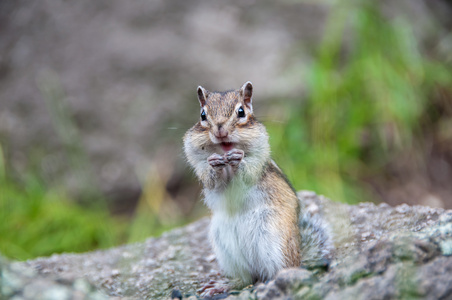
[
  {"left": 197, "top": 86, "right": 208, "bottom": 107},
  {"left": 240, "top": 81, "right": 253, "bottom": 109}
]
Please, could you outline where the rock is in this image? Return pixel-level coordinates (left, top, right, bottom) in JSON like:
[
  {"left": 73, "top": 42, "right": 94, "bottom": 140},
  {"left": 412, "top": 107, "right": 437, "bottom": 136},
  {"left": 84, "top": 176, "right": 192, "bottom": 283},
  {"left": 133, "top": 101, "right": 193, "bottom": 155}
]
[
  {"left": 1, "top": 191, "right": 452, "bottom": 299},
  {"left": 0, "top": 256, "right": 109, "bottom": 300}
]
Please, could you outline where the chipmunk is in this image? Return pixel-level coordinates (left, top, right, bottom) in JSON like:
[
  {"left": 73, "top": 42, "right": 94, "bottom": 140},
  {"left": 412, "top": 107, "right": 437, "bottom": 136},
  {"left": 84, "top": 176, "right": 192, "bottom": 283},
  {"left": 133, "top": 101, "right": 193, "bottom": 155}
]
[{"left": 183, "top": 81, "right": 333, "bottom": 296}]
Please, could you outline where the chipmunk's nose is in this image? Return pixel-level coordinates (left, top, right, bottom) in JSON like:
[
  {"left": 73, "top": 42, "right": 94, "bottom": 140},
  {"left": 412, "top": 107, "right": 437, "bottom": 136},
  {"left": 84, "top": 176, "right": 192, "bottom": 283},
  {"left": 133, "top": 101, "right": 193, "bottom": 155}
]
[{"left": 215, "top": 125, "right": 228, "bottom": 139}]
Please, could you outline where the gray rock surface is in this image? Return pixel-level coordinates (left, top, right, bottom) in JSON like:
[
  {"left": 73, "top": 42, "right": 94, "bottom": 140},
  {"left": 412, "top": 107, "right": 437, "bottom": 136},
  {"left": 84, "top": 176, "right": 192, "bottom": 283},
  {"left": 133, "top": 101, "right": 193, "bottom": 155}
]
[
  {"left": 2, "top": 191, "right": 452, "bottom": 299},
  {"left": 0, "top": 256, "right": 110, "bottom": 300}
]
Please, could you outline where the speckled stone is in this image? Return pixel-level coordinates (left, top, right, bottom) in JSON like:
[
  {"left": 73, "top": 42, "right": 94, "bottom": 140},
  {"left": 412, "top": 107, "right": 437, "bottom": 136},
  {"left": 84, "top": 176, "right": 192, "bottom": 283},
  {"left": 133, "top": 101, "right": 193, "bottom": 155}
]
[{"left": 3, "top": 191, "right": 452, "bottom": 300}]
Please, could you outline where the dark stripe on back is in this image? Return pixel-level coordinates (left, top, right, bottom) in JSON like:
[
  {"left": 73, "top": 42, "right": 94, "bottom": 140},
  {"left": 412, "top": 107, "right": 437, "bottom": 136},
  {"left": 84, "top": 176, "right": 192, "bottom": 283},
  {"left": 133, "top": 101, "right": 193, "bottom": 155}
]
[{"left": 265, "top": 161, "right": 297, "bottom": 195}]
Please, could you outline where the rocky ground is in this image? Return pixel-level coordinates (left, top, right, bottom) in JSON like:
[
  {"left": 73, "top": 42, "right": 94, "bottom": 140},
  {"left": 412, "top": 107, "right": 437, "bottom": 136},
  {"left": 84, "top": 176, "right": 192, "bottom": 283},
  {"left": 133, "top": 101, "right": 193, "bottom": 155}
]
[{"left": 2, "top": 191, "right": 452, "bottom": 299}]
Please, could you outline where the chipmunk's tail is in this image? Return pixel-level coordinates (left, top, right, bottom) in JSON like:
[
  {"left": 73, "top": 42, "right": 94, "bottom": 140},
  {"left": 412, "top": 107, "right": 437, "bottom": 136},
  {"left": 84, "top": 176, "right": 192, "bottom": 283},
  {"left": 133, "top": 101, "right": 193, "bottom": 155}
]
[{"left": 298, "top": 206, "right": 334, "bottom": 270}]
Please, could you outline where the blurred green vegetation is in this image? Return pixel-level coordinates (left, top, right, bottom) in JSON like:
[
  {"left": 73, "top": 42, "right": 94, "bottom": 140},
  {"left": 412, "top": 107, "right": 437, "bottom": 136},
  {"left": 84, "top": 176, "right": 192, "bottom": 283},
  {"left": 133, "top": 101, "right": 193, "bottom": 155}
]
[
  {"left": 268, "top": 1, "right": 452, "bottom": 203},
  {"left": 0, "top": 162, "right": 124, "bottom": 260},
  {"left": 1, "top": 64, "right": 188, "bottom": 262},
  {"left": 1, "top": 1, "right": 452, "bottom": 261},
  {"left": 0, "top": 149, "right": 183, "bottom": 261}
]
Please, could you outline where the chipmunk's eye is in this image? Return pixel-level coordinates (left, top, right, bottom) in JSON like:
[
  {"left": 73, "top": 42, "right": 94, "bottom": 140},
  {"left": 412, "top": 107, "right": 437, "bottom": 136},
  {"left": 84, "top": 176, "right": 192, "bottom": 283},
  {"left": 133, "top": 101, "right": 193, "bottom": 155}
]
[
  {"left": 201, "top": 109, "right": 207, "bottom": 121},
  {"left": 238, "top": 107, "right": 245, "bottom": 118}
]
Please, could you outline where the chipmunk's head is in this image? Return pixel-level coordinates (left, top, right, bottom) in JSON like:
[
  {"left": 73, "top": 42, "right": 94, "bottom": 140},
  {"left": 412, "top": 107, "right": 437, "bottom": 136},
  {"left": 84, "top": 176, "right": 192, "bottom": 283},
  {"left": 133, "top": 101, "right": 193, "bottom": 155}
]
[
  {"left": 192, "top": 81, "right": 265, "bottom": 153},
  {"left": 183, "top": 81, "right": 270, "bottom": 178}
]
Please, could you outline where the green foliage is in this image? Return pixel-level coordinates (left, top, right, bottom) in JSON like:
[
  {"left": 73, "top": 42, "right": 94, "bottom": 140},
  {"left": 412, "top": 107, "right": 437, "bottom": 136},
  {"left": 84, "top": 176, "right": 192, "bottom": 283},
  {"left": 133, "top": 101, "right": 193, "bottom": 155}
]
[
  {"left": 0, "top": 70, "right": 132, "bottom": 261},
  {"left": 268, "top": 2, "right": 452, "bottom": 203},
  {"left": 0, "top": 70, "right": 184, "bottom": 261},
  {"left": 0, "top": 141, "right": 187, "bottom": 260},
  {"left": 0, "top": 173, "right": 128, "bottom": 260}
]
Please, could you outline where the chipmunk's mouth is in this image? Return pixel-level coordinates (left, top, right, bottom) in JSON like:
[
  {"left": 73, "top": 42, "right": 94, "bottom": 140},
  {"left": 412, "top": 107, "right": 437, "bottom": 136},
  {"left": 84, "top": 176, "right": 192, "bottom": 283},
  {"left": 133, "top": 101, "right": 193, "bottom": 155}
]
[{"left": 220, "top": 142, "right": 235, "bottom": 152}]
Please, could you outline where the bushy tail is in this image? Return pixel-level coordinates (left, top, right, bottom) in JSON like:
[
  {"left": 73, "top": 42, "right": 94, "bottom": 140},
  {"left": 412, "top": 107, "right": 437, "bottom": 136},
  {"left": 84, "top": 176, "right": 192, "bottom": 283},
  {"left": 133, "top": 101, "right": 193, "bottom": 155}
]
[{"left": 298, "top": 208, "right": 334, "bottom": 270}]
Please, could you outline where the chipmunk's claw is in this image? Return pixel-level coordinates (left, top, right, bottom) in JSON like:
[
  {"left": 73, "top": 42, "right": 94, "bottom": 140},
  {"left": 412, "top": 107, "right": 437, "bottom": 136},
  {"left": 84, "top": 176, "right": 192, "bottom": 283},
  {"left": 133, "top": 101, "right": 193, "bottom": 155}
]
[
  {"left": 225, "top": 149, "right": 244, "bottom": 167},
  {"left": 198, "top": 280, "right": 230, "bottom": 298},
  {"left": 208, "top": 153, "right": 227, "bottom": 169}
]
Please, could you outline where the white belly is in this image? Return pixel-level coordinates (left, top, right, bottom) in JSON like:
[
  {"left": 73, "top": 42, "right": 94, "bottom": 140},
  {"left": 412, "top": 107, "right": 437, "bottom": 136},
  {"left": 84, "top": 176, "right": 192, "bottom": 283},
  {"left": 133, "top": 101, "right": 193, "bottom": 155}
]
[{"left": 208, "top": 188, "right": 285, "bottom": 284}]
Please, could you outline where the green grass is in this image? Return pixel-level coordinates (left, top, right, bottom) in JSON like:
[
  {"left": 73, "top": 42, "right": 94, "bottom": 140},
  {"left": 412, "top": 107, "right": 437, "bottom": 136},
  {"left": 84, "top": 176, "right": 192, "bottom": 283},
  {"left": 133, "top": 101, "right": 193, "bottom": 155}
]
[
  {"left": 1, "top": 68, "right": 190, "bottom": 261},
  {"left": 0, "top": 70, "right": 132, "bottom": 261},
  {"left": 0, "top": 173, "right": 128, "bottom": 260},
  {"left": 0, "top": 142, "right": 191, "bottom": 261},
  {"left": 267, "top": 1, "right": 452, "bottom": 203}
]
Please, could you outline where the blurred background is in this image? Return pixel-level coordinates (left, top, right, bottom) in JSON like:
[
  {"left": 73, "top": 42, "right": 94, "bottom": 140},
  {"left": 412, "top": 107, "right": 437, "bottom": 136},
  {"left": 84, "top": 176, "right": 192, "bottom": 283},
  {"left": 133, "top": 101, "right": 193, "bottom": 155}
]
[{"left": 1, "top": 0, "right": 452, "bottom": 261}]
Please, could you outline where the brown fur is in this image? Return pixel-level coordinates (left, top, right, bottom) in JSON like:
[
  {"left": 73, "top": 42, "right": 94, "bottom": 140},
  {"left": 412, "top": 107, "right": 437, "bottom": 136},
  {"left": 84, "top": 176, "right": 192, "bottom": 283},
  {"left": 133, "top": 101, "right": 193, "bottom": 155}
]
[
  {"left": 260, "top": 162, "right": 301, "bottom": 267},
  {"left": 204, "top": 91, "right": 239, "bottom": 120}
]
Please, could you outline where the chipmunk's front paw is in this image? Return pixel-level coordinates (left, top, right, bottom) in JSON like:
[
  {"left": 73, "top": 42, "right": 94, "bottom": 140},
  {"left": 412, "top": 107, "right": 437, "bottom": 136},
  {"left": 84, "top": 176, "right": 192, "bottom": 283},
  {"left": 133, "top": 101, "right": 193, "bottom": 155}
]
[
  {"left": 225, "top": 149, "right": 244, "bottom": 167},
  {"left": 208, "top": 153, "right": 227, "bottom": 170}
]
